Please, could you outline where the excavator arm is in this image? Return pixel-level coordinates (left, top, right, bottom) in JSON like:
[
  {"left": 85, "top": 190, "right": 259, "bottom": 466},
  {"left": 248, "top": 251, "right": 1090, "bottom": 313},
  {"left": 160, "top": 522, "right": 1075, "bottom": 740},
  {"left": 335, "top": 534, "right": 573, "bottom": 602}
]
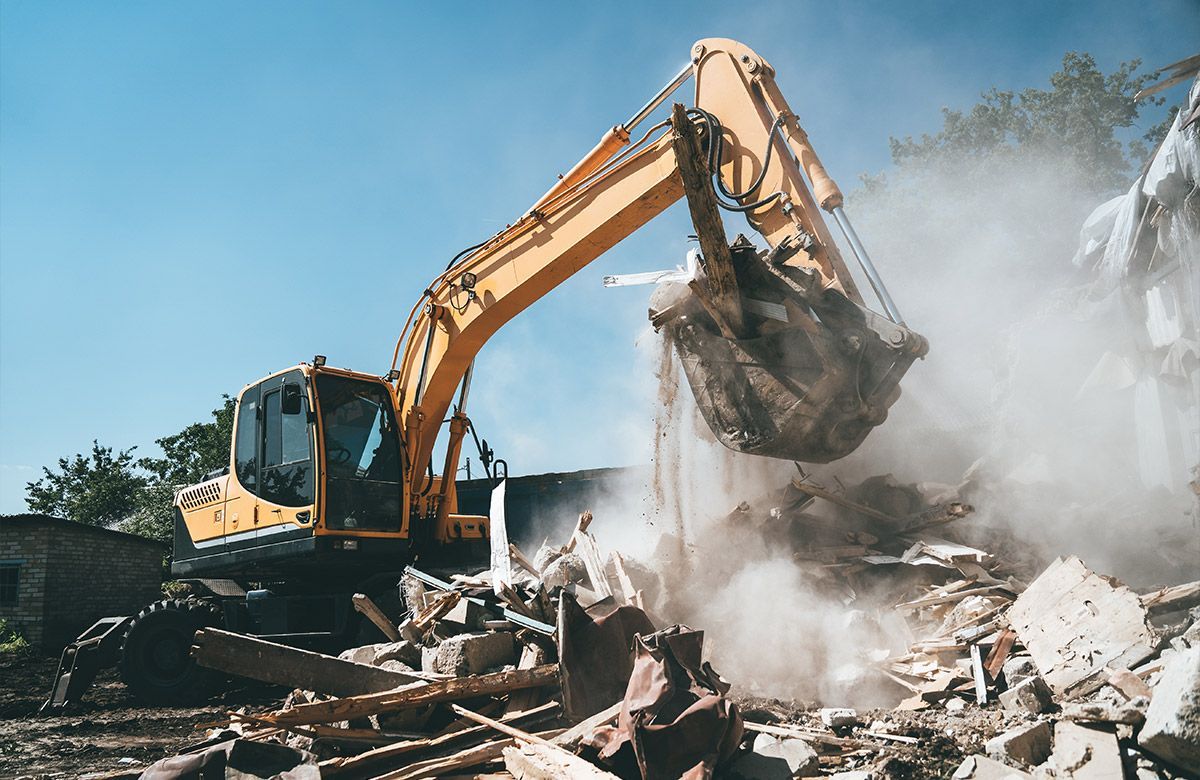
[{"left": 390, "top": 38, "right": 927, "bottom": 529}]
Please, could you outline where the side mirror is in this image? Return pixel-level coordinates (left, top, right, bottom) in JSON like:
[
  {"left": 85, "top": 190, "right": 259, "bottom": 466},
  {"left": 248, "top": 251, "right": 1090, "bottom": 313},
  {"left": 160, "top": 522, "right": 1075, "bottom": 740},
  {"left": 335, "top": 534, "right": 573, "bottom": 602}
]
[{"left": 281, "top": 384, "right": 303, "bottom": 415}]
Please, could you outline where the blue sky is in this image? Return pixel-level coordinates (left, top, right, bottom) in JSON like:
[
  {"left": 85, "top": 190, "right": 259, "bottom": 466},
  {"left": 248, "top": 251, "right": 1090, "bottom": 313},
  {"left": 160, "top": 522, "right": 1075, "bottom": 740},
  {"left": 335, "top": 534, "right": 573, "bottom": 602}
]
[{"left": 1, "top": 1, "right": 1196, "bottom": 512}]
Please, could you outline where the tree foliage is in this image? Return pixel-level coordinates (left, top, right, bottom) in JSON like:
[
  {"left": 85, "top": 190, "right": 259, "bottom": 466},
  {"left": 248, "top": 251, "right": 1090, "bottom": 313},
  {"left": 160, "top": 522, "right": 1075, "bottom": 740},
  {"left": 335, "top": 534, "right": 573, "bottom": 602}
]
[
  {"left": 26, "top": 442, "right": 147, "bottom": 527},
  {"left": 885, "top": 53, "right": 1167, "bottom": 194},
  {"left": 25, "top": 398, "right": 234, "bottom": 544}
]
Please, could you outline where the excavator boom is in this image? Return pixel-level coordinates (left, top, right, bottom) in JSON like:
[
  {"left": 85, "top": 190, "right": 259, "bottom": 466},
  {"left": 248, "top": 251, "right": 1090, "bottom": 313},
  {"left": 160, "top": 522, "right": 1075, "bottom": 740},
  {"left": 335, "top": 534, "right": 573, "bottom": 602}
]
[{"left": 392, "top": 38, "right": 927, "bottom": 521}]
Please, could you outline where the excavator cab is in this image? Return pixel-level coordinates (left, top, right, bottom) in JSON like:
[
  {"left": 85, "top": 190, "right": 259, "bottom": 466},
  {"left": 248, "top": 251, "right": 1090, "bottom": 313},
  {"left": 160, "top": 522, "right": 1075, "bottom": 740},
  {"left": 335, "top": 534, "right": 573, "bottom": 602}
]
[{"left": 170, "top": 363, "right": 487, "bottom": 583}]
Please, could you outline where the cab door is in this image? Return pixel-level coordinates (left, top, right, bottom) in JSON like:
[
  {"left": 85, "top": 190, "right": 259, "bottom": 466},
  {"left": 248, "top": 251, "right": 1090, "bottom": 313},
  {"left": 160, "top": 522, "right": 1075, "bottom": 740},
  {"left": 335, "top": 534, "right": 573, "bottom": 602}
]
[{"left": 255, "top": 372, "right": 316, "bottom": 541}]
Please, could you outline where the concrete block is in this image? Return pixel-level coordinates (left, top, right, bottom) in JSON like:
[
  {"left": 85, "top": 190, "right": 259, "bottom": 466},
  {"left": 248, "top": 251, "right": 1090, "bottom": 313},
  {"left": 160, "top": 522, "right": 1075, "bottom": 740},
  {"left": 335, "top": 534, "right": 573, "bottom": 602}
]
[
  {"left": 985, "top": 721, "right": 1051, "bottom": 767},
  {"left": 1000, "top": 676, "right": 1054, "bottom": 714},
  {"left": 338, "top": 643, "right": 385, "bottom": 665},
  {"left": 423, "top": 631, "right": 515, "bottom": 676},
  {"left": 372, "top": 640, "right": 421, "bottom": 668},
  {"left": 728, "top": 733, "right": 819, "bottom": 778},
  {"left": 1051, "top": 721, "right": 1122, "bottom": 779},
  {"left": 1139, "top": 645, "right": 1200, "bottom": 775},
  {"left": 541, "top": 553, "right": 588, "bottom": 590},
  {"left": 951, "top": 754, "right": 1032, "bottom": 779},
  {"left": 820, "top": 707, "right": 860, "bottom": 728},
  {"left": 1002, "top": 655, "right": 1038, "bottom": 687}
]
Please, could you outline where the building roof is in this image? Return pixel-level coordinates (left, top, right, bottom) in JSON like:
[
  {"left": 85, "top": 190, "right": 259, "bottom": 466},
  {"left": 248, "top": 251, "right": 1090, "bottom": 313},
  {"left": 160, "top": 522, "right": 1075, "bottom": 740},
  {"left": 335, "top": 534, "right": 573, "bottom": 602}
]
[{"left": 0, "top": 514, "right": 168, "bottom": 549}]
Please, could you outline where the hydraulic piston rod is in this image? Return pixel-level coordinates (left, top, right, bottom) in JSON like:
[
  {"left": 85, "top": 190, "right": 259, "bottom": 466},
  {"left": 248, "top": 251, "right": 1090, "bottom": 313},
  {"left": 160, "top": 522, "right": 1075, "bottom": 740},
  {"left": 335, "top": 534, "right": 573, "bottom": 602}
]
[{"left": 831, "top": 206, "right": 905, "bottom": 326}]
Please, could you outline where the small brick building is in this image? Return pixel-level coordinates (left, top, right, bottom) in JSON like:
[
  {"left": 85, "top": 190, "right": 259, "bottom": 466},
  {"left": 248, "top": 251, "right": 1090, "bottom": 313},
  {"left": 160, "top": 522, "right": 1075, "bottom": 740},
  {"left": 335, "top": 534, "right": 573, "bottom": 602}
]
[{"left": 0, "top": 515, "right": 167, "bottom": 650}]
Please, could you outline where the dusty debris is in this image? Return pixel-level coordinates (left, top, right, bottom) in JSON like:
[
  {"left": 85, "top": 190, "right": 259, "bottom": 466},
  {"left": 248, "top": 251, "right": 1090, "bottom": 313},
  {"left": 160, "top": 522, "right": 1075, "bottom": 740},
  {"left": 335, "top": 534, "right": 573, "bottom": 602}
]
[
  {"left": 1138, "top": 646, "right": 1200, "bottom": 774},
  {"left": 57, "top": 475, "right": 1200, "bottom": 780}
]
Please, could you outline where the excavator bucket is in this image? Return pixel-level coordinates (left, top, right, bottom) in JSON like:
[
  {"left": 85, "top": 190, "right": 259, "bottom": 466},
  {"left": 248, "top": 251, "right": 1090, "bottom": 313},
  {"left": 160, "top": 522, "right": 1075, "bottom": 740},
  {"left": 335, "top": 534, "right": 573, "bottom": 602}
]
[{"left": 650, "top": 238, "right": 927, "bottom": 463}]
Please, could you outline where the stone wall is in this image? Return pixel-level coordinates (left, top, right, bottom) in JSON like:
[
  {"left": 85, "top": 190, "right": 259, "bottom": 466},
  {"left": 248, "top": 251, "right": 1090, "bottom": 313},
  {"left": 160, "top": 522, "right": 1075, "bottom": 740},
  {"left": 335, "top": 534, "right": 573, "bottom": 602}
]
[{"left": 0, "top": 516, "right": 167, "bottom": 650}]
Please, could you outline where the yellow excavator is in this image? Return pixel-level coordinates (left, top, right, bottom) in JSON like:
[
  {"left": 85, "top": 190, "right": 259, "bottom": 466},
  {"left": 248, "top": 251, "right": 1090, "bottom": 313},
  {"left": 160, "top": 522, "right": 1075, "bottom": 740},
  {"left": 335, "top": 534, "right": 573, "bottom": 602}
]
[{"left": 45, "top": 38, "right": 926, "bottom": 707}]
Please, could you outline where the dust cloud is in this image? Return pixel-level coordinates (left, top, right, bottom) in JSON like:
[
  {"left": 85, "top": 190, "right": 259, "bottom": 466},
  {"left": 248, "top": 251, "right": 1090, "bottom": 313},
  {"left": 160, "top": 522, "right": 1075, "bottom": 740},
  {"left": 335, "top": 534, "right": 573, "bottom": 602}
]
[{"left": 581, "top": 143, "right": 1197, "bottom": 706}]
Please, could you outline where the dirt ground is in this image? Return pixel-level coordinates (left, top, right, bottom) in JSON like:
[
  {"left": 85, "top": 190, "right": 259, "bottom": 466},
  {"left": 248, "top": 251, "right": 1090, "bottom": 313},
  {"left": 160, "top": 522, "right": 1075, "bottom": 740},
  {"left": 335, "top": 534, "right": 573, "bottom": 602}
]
[{"left": 0, "top": 652, "right": 284, "bottom": 780}]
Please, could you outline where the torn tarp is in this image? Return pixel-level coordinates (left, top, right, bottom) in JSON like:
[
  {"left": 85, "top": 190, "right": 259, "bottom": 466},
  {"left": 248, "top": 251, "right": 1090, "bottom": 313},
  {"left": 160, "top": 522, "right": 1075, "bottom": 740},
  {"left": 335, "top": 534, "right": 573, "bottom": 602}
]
[
  {"left": 141, "top": 738, "right": 319, "bottom": 780},
  {"left": 591, "top": 625, "right": 742, "bottom": 780},
  {"left": 558, "top": 590, "right": 656, "bottom": 721}
]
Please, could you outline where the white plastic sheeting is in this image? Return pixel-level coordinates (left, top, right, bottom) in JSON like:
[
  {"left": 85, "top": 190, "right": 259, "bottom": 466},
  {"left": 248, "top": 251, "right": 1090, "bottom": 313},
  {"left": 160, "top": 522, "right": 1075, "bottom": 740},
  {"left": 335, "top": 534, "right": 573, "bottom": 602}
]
[{"left": 1073, "top": 74, "right": 1200, "bottom": 493}]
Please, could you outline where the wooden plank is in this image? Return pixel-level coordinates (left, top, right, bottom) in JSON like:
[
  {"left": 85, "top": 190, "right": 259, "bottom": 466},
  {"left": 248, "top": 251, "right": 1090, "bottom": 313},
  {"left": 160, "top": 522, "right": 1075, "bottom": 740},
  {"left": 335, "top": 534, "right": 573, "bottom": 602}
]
[
  {"left": 321, "top": 701, "right": 558, "bottom": 778},
  {"left": 969, "top": 644, "right": 988, "bottom": 705},
  {"left": 353, "top": 592, "right": 402, "bottom": 642},
  {"left": 1141, "top": 580, "right": 1200, "bottom": 615},
  {"left": 378, "top": 738, "right": 515, "bottom": 780},
  {"left": 670, "top": 102, "right": 745, "bottom": 337},
  {"left": 572, "top": 530, "right": 613, "bottom": 599},
  {"left": 505, "top": 642, "right": 548, "bottom": 716},
  {"left": 609, "top": 552, "right": 643, "bottom": 609},
  {"left": 191, "top": 628, "right": 421, "bottom": 696},
  {"left": 264, "top": 664, "right": 560, "bottom": 726},
  {"left": 789, "top": 478, "right": 904, "bottom": 526},
  {"left": 509, "top": 543, "right": 541, "bottom": 577},
  {"left": 551, "top": 701, "right": 622, "bottom": 749},
  {"left": 450, "top": 704, "right": 560, "bottom": 749},
  {"left": 378, "top": 729, "right": 565, "bottom": 780},
  {"left": 503, "top": 742, "right": 621, "bottom": 779},
  {"left": 563, "top": 511, "right": 593, "bottom": 553},
  {"left": 983, "top": 628, "right": 1017, "bottom": 679}
]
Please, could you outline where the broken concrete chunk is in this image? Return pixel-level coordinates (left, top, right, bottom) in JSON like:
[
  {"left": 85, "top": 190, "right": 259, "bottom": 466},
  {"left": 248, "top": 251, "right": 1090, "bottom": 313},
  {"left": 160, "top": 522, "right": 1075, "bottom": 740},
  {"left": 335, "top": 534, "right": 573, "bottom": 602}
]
[
  {"left": 952, "top": 754, "right": 1033, "bottom": 779},
  {"left": 421, "top": 631, "right": 516, "bottom": 676},
  {"left": 820, "top": 707, "right": 860, "bottom": 728},
  {"left": 1006, "top": 556, "right": 1156, "bottom": 698},
  {"left": 1107, "top": 668, "right": 1153, "bottom": 700},
  {"left": 1061, "top": 697, "right": 1148, "bottom": 725},
  {"left": 372, "top": 640, "right": 421, "bottom": 668},
  {"left": 1000, "top": 676, "right": 1054, "bottom": 715},
  {"left": 1002, "top": 655, "right": 1038, "bottom": 688},
  {"left": 729, "top": 733, "right": 820, "bottom": 779},
  {"left": 1051, "top": 721, "right": 1123, "bottom": 779},
  {"left": 826, "top": 773, "right": 873, "bottom": 780},
  {"left": 337, "top": 643, "right": 385, "bottom": 666},
  {"left": 375, "top": 659, "right": 415, "bottom": 674},
  {"left": 541, "top": 552, "right": 588, "bottom": 590},
  {"left": 1139, "top": 645, "right": 1200, "bottom": 775},
  {"left": 985, "top": 721, "right": 1051, "bottom": 767}
]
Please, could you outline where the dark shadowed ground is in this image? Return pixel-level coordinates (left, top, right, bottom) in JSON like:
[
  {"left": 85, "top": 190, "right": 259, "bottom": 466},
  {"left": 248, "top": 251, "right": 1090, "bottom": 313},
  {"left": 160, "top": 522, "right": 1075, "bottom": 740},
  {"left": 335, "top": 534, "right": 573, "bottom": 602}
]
[{"left": 0, "top": 653, "right": 283, "bottom": 779}]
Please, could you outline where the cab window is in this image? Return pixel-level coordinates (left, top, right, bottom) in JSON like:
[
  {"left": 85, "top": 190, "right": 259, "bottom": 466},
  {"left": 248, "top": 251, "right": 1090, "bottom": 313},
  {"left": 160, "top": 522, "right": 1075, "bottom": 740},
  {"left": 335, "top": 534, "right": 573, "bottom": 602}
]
[
  {"left": 234, "top": 391, "right": 258, "bottom": 491},
  {"left": 260, "top": 384, "right": 314, "bottom": 507}
]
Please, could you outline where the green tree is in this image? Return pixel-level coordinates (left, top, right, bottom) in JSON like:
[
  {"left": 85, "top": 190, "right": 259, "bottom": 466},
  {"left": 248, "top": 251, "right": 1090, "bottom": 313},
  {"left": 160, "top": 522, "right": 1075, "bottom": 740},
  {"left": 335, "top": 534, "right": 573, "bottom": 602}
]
[
  {"left": 886, "top": 52, "right": 1166, "bottom": 193},
  {"left": 25, "top": 442, "right": 146, "bottom": 526},
  {"left": 125, "top": 397, "right": 236, "bottom": 543},
  {"left": 25, "top": 397, "right": 235, "bottom": 544}
]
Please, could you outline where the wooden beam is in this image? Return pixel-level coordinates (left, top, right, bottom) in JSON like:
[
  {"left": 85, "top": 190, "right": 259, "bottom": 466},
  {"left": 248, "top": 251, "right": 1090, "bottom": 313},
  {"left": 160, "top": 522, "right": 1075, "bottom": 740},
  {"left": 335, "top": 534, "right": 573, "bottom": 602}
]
[
  {"left": 552, "top": 701, "right": 622, "bottom": 749},
  {"left": 670, "top": 102, "right": 744, "bottom": 337},
  {"left": 789, "top": 478, "right": 904, "bottom": 526},
  {"left": 572, "top": 530, "right": 613, "bottom": 599},
  {"left": 1141, "top": 580, "right": 1200, "bottom": 615},
  {"left": 353, "top": 593, "right": 402, "bottom": 642},
  {"left": 503, "top": 742, "right": 621, "bottom": 779},
  {"left": 263, "top": 664, "right": 560, "bottom": 726},
  {"left": 564, "top": 510, "right": 593, "bottom": 553},
  {"left": 321, "top": 701, "right": 558, "bottom": 778},
  {"left": 191, "top": 629, "right": 420, "bottom": 697}
]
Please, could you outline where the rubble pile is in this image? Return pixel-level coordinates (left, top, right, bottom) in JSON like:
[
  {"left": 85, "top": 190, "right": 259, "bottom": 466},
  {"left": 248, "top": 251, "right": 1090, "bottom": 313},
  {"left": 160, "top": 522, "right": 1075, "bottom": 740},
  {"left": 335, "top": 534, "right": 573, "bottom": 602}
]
[{"left": 121, "top": 480, "right": 1198, "bottom": 780}]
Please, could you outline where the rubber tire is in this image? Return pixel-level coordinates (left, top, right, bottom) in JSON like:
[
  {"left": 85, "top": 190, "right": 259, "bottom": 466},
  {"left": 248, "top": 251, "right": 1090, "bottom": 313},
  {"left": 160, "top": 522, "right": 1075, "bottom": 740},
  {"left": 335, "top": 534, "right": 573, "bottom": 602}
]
[{"left": 118, "top": 598, "right": 222, "bottom": 704}]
